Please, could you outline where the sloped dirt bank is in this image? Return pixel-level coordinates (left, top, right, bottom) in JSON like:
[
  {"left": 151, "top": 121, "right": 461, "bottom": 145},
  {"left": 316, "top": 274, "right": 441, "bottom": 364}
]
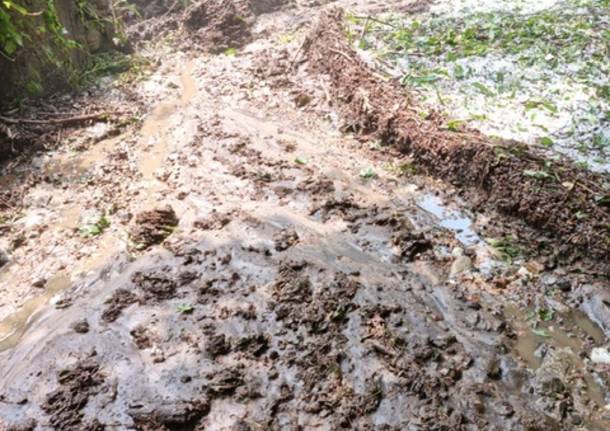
[{"left": 303, "top": 8, "right": 610, "bottom": 268}]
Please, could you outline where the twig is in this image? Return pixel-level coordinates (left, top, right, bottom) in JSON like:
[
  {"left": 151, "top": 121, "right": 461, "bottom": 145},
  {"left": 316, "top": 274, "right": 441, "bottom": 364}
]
[
  {"left": 0, "top": 112, "right": 110, "bottom": 126},
  {"left": 328, "top": 47, "right": 356, "bottom": 63},
  {"left": 351, "top": 15, "right": 398, "bottom": 29}
]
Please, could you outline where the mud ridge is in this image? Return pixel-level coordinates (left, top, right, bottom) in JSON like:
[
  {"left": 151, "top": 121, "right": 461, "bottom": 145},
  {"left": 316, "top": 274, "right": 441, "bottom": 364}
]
[{"left": 304, "top": 8, "right": 610, "bottom": 268}]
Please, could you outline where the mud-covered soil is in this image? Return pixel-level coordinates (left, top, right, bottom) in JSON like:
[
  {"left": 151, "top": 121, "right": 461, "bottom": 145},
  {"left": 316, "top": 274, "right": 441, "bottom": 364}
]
[{"left": 0, "top": 1, "right": 609, "bottom": 430}]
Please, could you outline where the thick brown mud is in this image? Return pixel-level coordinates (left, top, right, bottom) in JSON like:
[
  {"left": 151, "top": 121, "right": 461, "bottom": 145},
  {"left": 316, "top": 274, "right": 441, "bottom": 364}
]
[{"left": 0, "top": 1, "right": 609, "bottom": 430}]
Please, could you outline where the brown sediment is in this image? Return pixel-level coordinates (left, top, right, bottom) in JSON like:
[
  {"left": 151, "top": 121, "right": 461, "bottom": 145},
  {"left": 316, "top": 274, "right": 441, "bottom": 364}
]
[
  {"left": 129, "top": 205, "right": 179, "bottom": 250},
  {"left": 304, "top": 8, "right": 610, "bottom": 268},
  {"left": 41, "top": 359, "right": 104, "bottom": 430}
]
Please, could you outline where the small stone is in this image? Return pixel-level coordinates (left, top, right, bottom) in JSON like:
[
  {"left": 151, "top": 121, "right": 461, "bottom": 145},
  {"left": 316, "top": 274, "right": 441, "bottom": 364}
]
[
  {"left": 591, "top": 347, "right": 610, "bottom": 364},
  {"left": 294, "top": 93, "right": 311, "bottom": 107},
  {"left": 71, "top": 319, "right": 90, "bottom": 334},
  {"left": 32, "top": 278, "right": 46, "bottom": 288},
  {"left": 0, "top": 248, "right": 9, "bottom": 268},
  {"left": 450, "top": 255, "right": 472, "bottom": 278}
]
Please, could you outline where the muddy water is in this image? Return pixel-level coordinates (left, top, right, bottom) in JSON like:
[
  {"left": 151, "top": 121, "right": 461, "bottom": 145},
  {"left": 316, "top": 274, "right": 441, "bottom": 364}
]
[
  {"left": 506, "top": 304, "right": 607, "bottom": 410},
  {"left": 0, "top": 273, "right": 70, "bottom": 352}
]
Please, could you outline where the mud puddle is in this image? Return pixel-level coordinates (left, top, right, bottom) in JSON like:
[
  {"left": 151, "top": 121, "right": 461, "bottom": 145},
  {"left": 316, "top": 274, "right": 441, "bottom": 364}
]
[{"left": 416, "top": 193, "right": 481, "bottom": 246}]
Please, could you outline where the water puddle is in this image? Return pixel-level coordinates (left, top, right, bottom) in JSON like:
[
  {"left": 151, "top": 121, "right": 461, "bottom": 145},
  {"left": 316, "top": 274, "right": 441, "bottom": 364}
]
[
  {"left": 506, "top": 304, "right": 607, "bottom": 408},
  {"left": 509, "top": 306, "right": 606, "bottom": 369},
  {"left": 417, "top": 194, "right": 480, "bottom": 245},
  {"left": 0, "top": 272, "right": 71, "bottom": 352}
]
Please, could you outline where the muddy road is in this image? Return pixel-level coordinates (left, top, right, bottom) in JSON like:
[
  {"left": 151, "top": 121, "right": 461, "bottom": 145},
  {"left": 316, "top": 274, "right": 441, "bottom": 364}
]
[{"left": 0, "top": 1, "right": 609, "bottom": 430}]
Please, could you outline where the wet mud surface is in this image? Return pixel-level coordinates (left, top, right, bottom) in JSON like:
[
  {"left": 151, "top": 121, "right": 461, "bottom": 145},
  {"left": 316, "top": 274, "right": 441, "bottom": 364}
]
[{"left": 1, "top": 0, "right": 609, "bottom": 430}]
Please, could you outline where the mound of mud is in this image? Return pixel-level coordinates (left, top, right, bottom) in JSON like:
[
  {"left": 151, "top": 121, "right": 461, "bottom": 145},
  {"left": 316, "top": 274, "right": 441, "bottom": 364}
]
[
  {"left": 42, "top": 359, "right": 104, "bottom": 430},
  {"left": 183, "top": 0, "right": 254, "bottom": 52},
  {"left": 129, "top": 0, "right": 292, "bottom": 49},
  {"left": 129, "top": 205, "right": 179, "bottom": 250},
  {"left": 304, "top": 9, "right": 610, "bottom": 267}
]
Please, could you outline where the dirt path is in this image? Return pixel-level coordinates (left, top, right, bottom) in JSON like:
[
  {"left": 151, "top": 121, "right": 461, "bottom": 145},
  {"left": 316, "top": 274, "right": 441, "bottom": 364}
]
[{"left": 0, "top": 1, "right": 609, "bottom": 429}]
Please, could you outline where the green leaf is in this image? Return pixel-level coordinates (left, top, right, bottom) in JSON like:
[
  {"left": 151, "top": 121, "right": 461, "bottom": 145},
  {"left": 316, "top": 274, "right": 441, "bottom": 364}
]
[
  {"left": 294, "top": 157, "right": 308, "bottom": 165},
  {"left": 524, "top": 100, "right": 558, "bottom": 113},
  {"left": 523, "top": 169, "right": 553, "bottom": 180},
  {"left": 538, "top": 309, "right": 554, "bottom": 322},
  {"left": 532, "top": 328, "right": 551, "bottom": 337},
  {"left": 446, "top": 119, "right": 464, "bottom": 132},
  {"left": 539, "top": 137, "right": 554, "bottom": 148},
  {"left": 177, "top": 304, "right": 194, "bottom": 314},
  {"left": 224, "top": 48, "right": 237, "bottom": 57},
  {"left": 360, "top": 167, "right": 376, "bottom": 179},
  {"left": 79, "top": 215, "right": 110, "bottom": 237},
  {"left": 472, "top": 82, "right": 494, "bottom": 97}
]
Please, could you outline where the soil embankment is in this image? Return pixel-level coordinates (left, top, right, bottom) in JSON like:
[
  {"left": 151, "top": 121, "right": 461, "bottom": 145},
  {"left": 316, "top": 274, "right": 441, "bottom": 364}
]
[{"left": 304, "top": 8, "right": 610, "bottom": 267}]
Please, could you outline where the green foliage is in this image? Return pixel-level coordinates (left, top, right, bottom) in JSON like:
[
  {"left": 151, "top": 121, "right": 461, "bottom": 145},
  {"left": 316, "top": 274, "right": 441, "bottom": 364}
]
[
  {"left": 0, "top": 0, "right": 78, "bottom": 60},
  {"left": 0, "top": 1, "right": 30, "bottom": 57}
]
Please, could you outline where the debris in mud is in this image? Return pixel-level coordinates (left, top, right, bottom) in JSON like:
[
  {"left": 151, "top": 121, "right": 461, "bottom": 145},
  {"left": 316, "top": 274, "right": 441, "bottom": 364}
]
[
  {"left": 392, "top": 229, "right": 433, "bottom": 261},
  {"left": 132, "top": 270, "right": 178, "bottom": 302},
  {"left": 131, "top": 325, "right": 154, "bottom": 349},
  {"left": 101, "top": 289, "right": 138, "bottom": 323},
  {"left": 193, "top": 209, "right": 235, "bottom": 230},
  {"left": 42, "top": 359, "right": 104, "bottom": 430},
  {"left": 129, "top": 399, "right": 210, "bottom": 430},
  {"left": 304, "top": 8, "right": 610, "bottom": 266},
  {"left": 183, "top": 0, "right": 254, "bottom": 53},
  {"left": 71, "top": 319, "right": 90, "bottom": 334},
  {"left": 0, "top": 248, "right": 9, "bottom": 269},
  {"left": 273, "top": 227, "right": 299, "bottom": 251},
  {"left": 310, "top": 196, "right": 361, "bottom": 222},
  {"left": 129, "top": 205, "right": 179, "bottom": 250},
  {"left": 272, "top": 263, "right": 360, "bottom": 333},
  {"left": 233, "top": 333, "right": 269, "bottom": 357},
  {"left": 205, "top": 367, "right": 245, "bottom": 396},
  {"left": 206, "top": 333, "right": 231, "bottom": 357}
]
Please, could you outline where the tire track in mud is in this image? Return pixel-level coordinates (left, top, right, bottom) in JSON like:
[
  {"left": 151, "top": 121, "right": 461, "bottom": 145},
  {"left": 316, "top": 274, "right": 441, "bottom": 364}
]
[{"left": 0, "top": 1, "right": 609, "bottom": 430}]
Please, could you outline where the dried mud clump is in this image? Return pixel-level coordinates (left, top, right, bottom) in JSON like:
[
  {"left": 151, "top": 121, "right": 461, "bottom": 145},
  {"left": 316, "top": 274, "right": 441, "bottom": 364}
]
[
  {"left": 129, "top": 205, "right": 179, "bottom": 250},
  {"left": 132, "top": 270, "right": 178, "bottom": 302},
  {"left": 304, "top": 8, "right": 610, "bottom": 267},
  {"left": 273, "top": 227, "right": 300, "bottom": 251},
  {"left": 101, "top": 288, "right": 138, "bottom": 323},
  {"left": 41, "top": 359, "right": 104, "bottom": 430},
  {"left": 183, "top": 0, "right": 254, "bottom": 53}
]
